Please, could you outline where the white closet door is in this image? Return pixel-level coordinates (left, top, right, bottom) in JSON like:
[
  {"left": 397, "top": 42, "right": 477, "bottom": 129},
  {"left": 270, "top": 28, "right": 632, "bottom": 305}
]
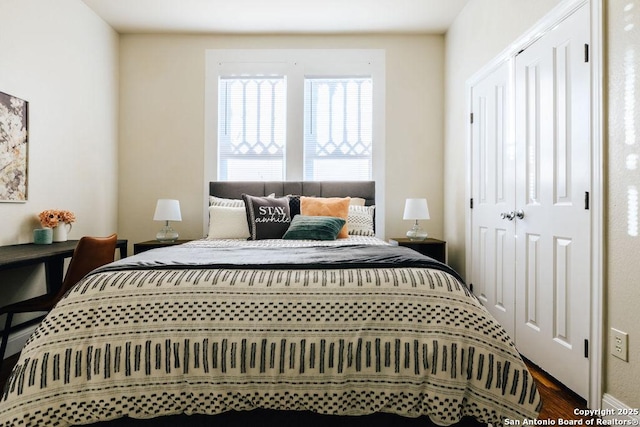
[
  {"left": 514, "top": 3, "right": 591, "bottom": 399},
  {"left": 469, "top": 61, "right": 517, "bottom": 338}
]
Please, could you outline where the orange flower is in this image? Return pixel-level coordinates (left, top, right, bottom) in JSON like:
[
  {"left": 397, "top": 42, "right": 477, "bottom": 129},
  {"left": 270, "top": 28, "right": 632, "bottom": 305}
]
[
  {"left": 58, "top": 210, "right": 76, "bottom": 224},
  {"left": 38, "top": 209, "right": 76, "bottom": 228}
]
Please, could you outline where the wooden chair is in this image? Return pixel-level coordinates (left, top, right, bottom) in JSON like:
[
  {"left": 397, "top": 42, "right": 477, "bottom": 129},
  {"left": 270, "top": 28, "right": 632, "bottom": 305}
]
[{"left": 0, "top": 234, "right": 117, "bottom": 369}]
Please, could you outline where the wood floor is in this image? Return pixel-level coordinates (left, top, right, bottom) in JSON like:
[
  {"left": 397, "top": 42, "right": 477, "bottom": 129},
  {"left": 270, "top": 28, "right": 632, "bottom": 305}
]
[
  {"left": 523, "top": 358, "right": 593, "bottom": 422},
  {"left": 1, "top": 352, "right": 593, "bottom": 423}
]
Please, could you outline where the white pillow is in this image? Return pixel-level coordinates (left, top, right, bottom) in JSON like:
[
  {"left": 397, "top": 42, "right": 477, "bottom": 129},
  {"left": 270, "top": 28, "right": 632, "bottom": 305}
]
[
  {"left": 349, "top": 197, "right": 366, "bottom": 206},
  {"left": 207, "top": 205, "right": 250, "bottom": 239},
  {"left": 347, "top": 205, "right": 375, "bottom": 236}
]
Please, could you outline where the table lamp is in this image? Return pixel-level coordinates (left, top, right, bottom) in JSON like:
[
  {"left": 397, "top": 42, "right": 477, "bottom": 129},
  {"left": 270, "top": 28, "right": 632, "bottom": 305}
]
[
  {"left": 153, "top": 199, "right": 182, "bottom": 242},
  {"left": 403, "top": 198, "right": 430, "bottom": 241}
]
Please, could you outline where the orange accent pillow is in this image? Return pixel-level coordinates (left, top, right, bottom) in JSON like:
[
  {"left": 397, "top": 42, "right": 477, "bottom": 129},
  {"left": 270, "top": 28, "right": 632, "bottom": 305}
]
[{"left": 300, "top": 196, "right": 351, "bottom": 238}]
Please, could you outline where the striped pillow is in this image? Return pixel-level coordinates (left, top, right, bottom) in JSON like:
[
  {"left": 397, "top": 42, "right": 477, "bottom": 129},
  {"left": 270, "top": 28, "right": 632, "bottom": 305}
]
[
  {"left": 209, "top": 195, "right": 244, "bottom": 207},
  {"left": 209, "top": 193, "right": 277, "bottom": 207}
]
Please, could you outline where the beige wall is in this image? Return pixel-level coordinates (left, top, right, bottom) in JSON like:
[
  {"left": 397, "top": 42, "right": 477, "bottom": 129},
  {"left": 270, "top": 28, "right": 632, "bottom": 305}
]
[
  {"left": 606, "top": 0, "right": 640, "bottom": 408},
  {"left": 0, "top": 0, "right": 119, "bottom": 353},
  {"left": 118, "top": 34, "right": 445, "bottom": 246},
  {"left": 445, "top": 0, "right": 640, "bottom": 409}
]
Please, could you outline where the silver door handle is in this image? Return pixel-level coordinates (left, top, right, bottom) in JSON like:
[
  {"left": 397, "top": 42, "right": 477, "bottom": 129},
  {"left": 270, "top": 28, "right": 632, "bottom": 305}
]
[
  {"left": 500, "top": 210, "right": 525, "bottom": 221},
  {"left": 500, "top": 211, "right": 515, "bottom": 221}
]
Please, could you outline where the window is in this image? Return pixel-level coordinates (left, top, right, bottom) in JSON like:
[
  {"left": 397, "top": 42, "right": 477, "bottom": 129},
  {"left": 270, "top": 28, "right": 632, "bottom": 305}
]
[
  {"left": 204, "top": 49, "right": 386, "bottom": 235},
  {"left": 217, "top": 75, "right": 373, "bottom": 181},
  {"left": 218, "top": 77, "right": 286, "bottom": 180},
  {"left": 304, "top": 78, "right": 373, "bottom": 180}
]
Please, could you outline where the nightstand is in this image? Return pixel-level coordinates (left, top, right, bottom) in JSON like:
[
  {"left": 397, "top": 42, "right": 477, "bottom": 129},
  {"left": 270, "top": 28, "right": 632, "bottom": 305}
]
[
  {"left": 133, "top": 240, "right": 191, "bottom": 255},
  {"left": 388, "top": 237, "right": 447, "bottom": 264}
]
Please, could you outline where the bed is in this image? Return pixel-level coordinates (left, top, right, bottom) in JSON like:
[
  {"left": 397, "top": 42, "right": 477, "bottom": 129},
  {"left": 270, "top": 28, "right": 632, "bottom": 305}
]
[{"left": 0, "top": 181, "right": 541, "bottom": 427}]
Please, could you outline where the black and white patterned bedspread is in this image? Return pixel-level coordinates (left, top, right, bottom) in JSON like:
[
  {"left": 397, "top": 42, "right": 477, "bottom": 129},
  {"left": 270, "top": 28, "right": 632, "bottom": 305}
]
[{"left": 0, "top": 240, "right": 541, "bottom": 426}]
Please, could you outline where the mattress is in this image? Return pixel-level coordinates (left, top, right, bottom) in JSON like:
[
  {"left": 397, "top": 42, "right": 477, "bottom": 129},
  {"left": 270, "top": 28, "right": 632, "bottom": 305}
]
[{"left": 0, "top": 238, "right": 541, "bottom": 426}]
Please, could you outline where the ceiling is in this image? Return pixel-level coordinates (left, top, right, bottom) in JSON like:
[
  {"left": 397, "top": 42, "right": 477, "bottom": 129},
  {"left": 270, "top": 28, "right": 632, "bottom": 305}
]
[{"left": 81, "top": 0, "right": 470, "bottom": 35}]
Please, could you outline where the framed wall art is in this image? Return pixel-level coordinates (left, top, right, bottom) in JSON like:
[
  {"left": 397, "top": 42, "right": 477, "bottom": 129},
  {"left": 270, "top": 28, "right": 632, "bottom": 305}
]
[{"left": 0, "top": 90, "right": 28, "bottom": 202}]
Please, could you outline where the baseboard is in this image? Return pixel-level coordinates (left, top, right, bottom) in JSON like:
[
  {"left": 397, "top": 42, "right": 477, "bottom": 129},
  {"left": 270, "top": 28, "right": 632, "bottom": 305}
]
[
  {"left": 601, "top": 393, "right": 640, "bottom": 423},
  {"left": 2, "top": 325, "right": 37, "bottom": 360}
]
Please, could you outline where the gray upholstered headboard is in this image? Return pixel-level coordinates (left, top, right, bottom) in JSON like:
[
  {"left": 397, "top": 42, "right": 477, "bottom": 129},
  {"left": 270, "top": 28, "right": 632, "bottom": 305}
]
[{"left": 209, "top": 181, "right": 376, "bottom": 206}]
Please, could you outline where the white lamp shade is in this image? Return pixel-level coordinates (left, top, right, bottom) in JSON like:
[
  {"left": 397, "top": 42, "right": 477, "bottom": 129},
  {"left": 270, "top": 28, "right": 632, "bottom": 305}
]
[
  {"left": 153, "top": 199, "right": 182, "bottom": 221},
  {"left": 403, "top": 198, "right": 430, "bottom": 220}
]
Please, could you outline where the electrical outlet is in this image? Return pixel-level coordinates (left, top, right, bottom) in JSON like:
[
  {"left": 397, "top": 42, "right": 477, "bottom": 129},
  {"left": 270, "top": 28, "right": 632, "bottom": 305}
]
[{"left": 610, "top": 328, "right": 629, "bottom": 362}]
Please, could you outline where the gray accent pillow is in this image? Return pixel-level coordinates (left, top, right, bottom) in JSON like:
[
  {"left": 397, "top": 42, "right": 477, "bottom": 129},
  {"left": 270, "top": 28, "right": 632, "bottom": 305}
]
[{"left": 242, "top": 194, "right": 291, "bottom": 240}]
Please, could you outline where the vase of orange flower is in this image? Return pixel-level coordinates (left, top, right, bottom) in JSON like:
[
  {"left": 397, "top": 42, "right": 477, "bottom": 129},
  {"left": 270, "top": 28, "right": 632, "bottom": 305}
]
[{"left": 38, "top": 209, "right": 76, "bottom": 242}]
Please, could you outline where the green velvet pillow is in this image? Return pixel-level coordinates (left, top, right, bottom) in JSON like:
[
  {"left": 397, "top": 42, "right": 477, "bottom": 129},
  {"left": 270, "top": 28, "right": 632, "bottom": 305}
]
[{"left": 282, "top": 215, "right": 346, "bottom": 240}]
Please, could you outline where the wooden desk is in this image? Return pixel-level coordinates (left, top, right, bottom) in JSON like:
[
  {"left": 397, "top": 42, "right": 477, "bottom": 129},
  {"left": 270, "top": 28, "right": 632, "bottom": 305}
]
[
  {"left": 0, "top": 239, "right": 127, "bottom": 340},
  {"left": 0, "top": 239, "right": 127, "bottom": 296}
]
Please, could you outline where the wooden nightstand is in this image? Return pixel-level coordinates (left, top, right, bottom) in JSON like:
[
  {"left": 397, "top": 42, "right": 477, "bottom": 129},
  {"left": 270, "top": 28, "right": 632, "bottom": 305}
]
[
  {"left": 133, "top": 240, "right": 191, "bottom": 255},
  {"left": 388, "top": 237, "right": 447, "bottom": 264}
]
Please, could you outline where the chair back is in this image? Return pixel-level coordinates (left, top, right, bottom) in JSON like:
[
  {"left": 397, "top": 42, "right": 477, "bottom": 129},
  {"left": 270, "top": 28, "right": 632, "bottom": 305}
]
[{"left": 56, "top": 234, "right": 117, "bottom": 300}]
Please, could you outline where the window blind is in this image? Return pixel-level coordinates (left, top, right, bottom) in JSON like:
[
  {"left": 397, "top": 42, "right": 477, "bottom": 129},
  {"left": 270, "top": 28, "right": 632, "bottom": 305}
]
[
  {"left": 304, "top": 77, "right": 373, "bottom": 181},
  {"left": 217, "top": 76, "right": 286, "bottom": 180}
]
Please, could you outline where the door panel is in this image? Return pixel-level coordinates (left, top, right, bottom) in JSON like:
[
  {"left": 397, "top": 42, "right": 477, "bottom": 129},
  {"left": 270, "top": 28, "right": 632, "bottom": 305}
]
[
  {"left": 525, "top": 233, "right": 541, "bottom": 330},
  {"left": 514, "top": 3, "right": 590, "bottom": 399},
  {"left": 469, "top": 61, "right": 516, "bottom": 338}
]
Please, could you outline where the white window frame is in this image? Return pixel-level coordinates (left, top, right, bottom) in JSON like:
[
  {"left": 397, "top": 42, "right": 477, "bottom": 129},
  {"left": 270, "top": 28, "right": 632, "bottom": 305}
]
[{"left": 204, "top": 49, "right": 386, "bottom": 236}]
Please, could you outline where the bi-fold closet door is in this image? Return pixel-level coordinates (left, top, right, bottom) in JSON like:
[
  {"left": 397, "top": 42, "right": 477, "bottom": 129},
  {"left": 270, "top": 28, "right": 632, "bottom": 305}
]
[{"left": 468, "top": 3, "right": 591, "bottom": 399}]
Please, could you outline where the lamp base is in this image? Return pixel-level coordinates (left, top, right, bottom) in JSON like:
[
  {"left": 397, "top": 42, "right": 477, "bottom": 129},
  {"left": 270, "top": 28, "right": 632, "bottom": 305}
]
[
  {"left": 406, "top": 222, "right": 428, "bottom": 241},
  {"left": 156, "top": 223, "right": 179, "bottom": 242}
]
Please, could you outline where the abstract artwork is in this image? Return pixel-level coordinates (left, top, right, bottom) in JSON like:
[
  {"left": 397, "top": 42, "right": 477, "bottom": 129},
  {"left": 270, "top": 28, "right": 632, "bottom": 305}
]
[{"left": 0, "top": 90, "right": 28, "bottom": 202}]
